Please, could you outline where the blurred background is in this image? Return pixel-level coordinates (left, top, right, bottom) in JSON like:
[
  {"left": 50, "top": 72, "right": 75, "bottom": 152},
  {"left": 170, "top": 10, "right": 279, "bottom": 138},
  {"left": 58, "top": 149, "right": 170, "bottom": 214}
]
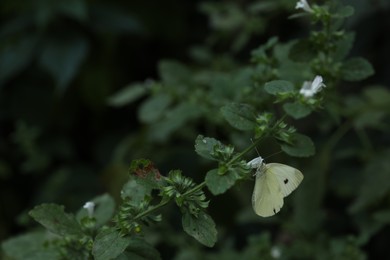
[{"left": 1, "top": 0, "right": 390, "bottom": 259}]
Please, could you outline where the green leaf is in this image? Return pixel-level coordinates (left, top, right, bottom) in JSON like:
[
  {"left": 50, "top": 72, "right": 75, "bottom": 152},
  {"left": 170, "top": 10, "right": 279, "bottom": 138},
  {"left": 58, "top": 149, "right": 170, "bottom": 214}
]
[
  {"left": 182, "top": 211, "right": 217, "bottom": 247},
  {"left": 264, "top": 80, "right": 294, "bottom": 95},
  {"left": 288, "top": 40, "right": 317, "bottom": 62},
  {"left": 107, "top": 83, "right": 147, "bottom": 107},
  {"left": 336, "top": 5, "right": 355, "bottom": 18},
  {"left": 363, "top": 86, "right": 390, "bottom": 107},
  {"left": 125, "top": 237, "right": 161, "bottom": 260},
  {"left": 329, "top": 237, "right": 366, "bottom": 259},
  {"left": 159, "top": 60, "right": 191, "bottom": 87},
  {"left": 280, "top": 133, "right": 315, "bottom": 157},
  {"left": 147, "top": 102, "right": 201, "bottom": 141},
  {"left": 29, "top": 204, "right": 83, "bottom": 237},
  {"left": 121, "top": 178, "right": 151, "bottom": 205},
  {"left": 1, "top": 231, "right": 60, "bottom": 260},
  {"left": 194, "top": 135, "right": 222, "bottom": 161},
  {"left": 275, "top": 43, "right": 309, "bottom": 81},
  {"left": 220, "top": 103, "right": 256, "bottom": 131},
  {"left": 205, "top": 169, "right": 239, "bottom": 195},
  {"left": 92, "top": 228, "right": 131, "bottom": 260},
  {"left": 333, "top": 32, "right": 355, "bottom": 61},
  {"left": 283, "top": 102, "right": 312, "bottom": 119},
  {"left": 77, "top": 194, "right": 115, "bottom": 228},
  {"left": 341, "top": 57, "right": 374, "bottom": 82},
  {"left": 138, "top": 94, "right": 172, "bottom": 123}
]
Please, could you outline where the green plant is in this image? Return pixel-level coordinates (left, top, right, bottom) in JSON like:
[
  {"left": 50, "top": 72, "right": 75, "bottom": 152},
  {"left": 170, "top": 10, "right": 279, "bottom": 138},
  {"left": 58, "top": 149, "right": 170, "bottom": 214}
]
[{"left": 2, "top": 0, "right": 389, "bottom": 259}]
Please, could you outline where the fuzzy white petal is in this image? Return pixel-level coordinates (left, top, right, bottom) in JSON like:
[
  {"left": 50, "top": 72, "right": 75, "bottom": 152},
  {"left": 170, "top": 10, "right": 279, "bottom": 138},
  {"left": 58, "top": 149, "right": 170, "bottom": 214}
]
[
  {"left": 295, "top": 0, "right": 313, "bottom": 13},
  {"left": 247, "top": 156, "right": 264, "bottom": 169},
  {"left": 83, "top": 201, "right": 95, "bottom": 217},
  {"left": 299, "top": 75, "right": 326, "bottom": 98}
]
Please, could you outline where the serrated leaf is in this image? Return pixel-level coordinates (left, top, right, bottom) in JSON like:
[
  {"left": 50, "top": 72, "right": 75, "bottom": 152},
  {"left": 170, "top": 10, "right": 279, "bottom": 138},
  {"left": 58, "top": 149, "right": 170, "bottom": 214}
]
[
  {"left": 1, "top": 231, "right": 60, "bottom": 260},
  {"left": 264, "top": 80, "right": 294, "bottom": 95},
  {"left": 341, "top": 57, "right": 374, "bottom": 82},
  {"left": 92, "top": 228, "right": 131, "bottom": 260},
  {"left": 77, "top": 194, "right": 115, "bottom": 228},
  {"left": 220, "top": 103, "right": 256, "bottom": 131},
  {"left": 194, "top": 135, "right": 222, "bottom": 161},
  {"left": 138, "top": 94, "right": 172, "bottom": 123},
  {"left": 29, "top": 204, "right": 83, "bottom": 237},
  {"left": 107, "top": 83, "right": 147, "bottom": 107},
  {"left": 182, "top": 211, "right": 217, "bottom": 247},
  {"left": 283, "top": 102, "right": 312, "bottom": 119},
  {"left": 280, "top": 133, "right": 315, "bottom": 157},
  {"left": 205, "top": 169, "right": 239, "bottom": 195}
]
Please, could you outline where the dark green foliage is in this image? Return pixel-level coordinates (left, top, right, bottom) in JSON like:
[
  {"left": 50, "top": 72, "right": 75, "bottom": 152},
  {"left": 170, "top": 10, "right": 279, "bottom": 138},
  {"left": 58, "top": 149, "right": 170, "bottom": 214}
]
[
  {"left": 280, "top": 133, "right": 315, "bottom": 157},
  {"left": 182, "top": 211, "right": 217, "bottom": 247},
  {"left": 1, "top": 232, "right": 61, "bottom": 260},
  {"left": 1, "top": 0, "right": 389, "bottom": 259},
  {"left": 205, "top": 169, "right": 239, "bottom": 195},
  {"left": 264, "top": 80, "right": 294, "bottom": 95},
  {"left": 283, "top": 102, "right": 312, "bottom": 119},
  {"left": 220, "top": 103, "right": 256, "bottom": 131},
  {"left": 92, "top": 228, "right": 132, "bottom": 260},
  {"left": 29, "top": 204, "right": 83, "bottom": 237}
]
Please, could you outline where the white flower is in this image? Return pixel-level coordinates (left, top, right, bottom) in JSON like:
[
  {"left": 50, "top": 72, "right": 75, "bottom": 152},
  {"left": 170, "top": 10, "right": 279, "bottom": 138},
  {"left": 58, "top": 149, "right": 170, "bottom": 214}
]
[
  {"left": 295, "top": 0, "right": 314, "bottom": 13},
  {"left": 83, "top": 201, "right": 95, "bottom": 217},
  {"left": 299, "top": 75, "right": 326, "bottom": 98},
  {"left": 247, "top": 156, "right": 264, "bottom": 169}
]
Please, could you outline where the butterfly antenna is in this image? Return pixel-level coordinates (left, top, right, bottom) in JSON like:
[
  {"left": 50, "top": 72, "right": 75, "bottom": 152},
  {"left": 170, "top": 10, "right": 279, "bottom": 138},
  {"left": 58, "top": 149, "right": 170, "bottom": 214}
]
[
  {"left": 264, "top": 150, "right": 284, "bottom": 160},
  {"left": 250, "top": 138, "right": 261, "bottom": 157}
]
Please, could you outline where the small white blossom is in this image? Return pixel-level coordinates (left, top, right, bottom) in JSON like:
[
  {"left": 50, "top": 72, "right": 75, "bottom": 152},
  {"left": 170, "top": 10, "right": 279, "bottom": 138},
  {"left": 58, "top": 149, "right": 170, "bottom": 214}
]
[
  {"left": 247, "top": 156, "right": 264, "bottom": 169},
  {"left": 83, "top": 201, "right": 95, "bottom": 217},
  {"left": 295, "top": 0, "right": 314, "bottom": 13},
  {"left": 299, "top": 75, "right": 326, "bottom": 98},
  {"left": 271, "top": 246, "right": 282, "bottom": 258}
]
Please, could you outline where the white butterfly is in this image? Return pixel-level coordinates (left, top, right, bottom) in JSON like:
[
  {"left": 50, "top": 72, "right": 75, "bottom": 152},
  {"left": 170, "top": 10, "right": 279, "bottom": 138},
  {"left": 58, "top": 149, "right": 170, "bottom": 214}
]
[{"left": 247, "top": 156, "right": 304, "bottom": 217}]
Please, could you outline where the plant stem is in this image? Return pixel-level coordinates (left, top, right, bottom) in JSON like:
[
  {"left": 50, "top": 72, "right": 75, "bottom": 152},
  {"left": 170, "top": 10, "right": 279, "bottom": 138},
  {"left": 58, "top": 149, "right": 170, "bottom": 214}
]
[
  {"left": 133, "top": 199, "right": 171, "bottom": 221},
  {"left": 182, "top": 181, "right": 206, "bottom": 197},
  {"left": 323, "top": 119, "right": 352, "bottom": 152},
  {"left": 134, "top": 115, "right": 289, "bottom": 220},
  {"left": 227, "top": 113, "right": 287, "bottom": 166}
]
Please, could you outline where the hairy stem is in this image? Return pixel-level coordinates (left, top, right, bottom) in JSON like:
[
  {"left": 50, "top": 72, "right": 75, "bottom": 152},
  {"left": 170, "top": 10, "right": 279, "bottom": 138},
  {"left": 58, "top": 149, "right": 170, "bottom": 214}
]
[{"left": 133, "top": 199, "right": 171, "bottom": 221}]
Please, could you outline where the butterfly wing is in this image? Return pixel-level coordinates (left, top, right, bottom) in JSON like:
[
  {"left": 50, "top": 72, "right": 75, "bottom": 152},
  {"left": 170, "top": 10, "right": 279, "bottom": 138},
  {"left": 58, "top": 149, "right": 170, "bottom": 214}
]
[
  {"left": 266, "top": 163, "right": 303, "bottom": 197},
  {"left": 252, "top": 167, "right": 284, "bottom": 217}
]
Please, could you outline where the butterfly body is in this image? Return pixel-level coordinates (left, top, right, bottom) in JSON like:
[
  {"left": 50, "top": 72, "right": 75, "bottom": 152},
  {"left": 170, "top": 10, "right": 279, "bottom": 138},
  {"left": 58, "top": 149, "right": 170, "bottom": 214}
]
[{"left": 248, "top": 157, "right": 303, "bottom": 217}]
